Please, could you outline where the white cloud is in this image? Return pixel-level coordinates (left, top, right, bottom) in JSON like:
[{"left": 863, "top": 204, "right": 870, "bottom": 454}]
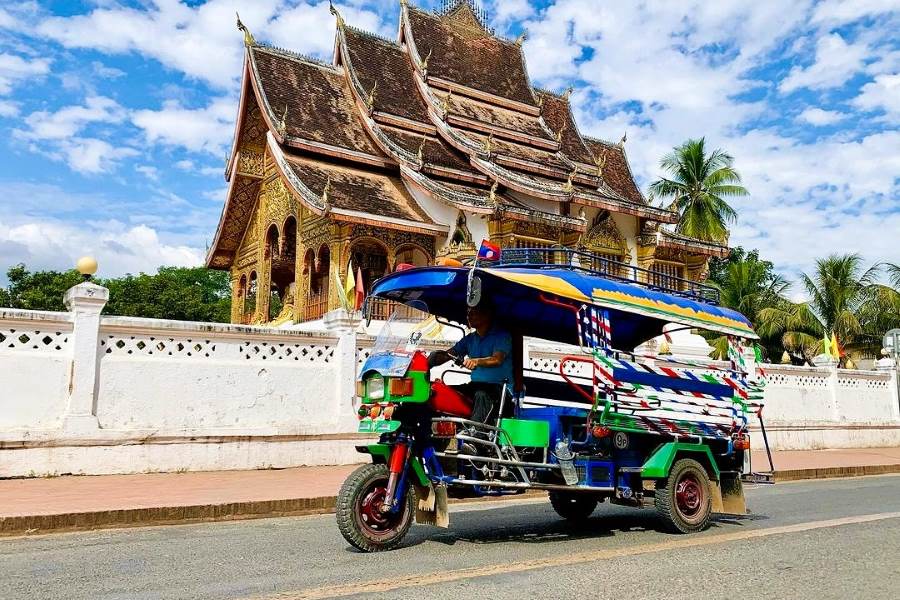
[
  {"left": 0, "top": 100, "right": 18, "bottom": 117},
  {"left": 267, "top": 2, "right": 388, "bottom": 59},
  {"left": 811, "top": 0, "right": 900, "bottom": 25},
  {"left": 853, "top": 73, "right": 900, "bottom": 118},
  {"left": 63, "top": 138, "right": 140, "bottom": 174},
  {"left": 780, "top": 33, "right": 869, "bottom": 93},
  {"left": 174, "top": 159, "right": 195, "bottom": 170},
  {"left": 0, "top": 52, "right": 51, "bottom": 95},
  {"left": 18, "top": 95, "right": 126, "bottom": 139},
  {"left": 91, "top": 61, "right": 125, "bottom": 79},
  {"left": 136, "top": 165, "right": 160, "bottom": 181},
  {"left": 797, "top": 107, "right": 847, "bottom": 125},
  {"left": 131, "top": 96, "right": 235, "bottom": 154}
]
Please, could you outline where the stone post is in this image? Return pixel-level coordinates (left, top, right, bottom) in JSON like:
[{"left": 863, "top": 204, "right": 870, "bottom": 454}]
[
  {"left": 62, "top": 281, "right": 109, "bottom": 433},
  {"left": 324, "top": 308, "right": 362, "bottom": 425}
]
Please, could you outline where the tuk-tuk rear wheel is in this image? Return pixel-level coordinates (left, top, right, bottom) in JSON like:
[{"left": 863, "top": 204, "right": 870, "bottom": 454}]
[
  {"left": 336, "top": 463, "right": 414, "bottom": 552},
  {"left": 548, "top": 492, "right": 599, "bottom": 521},
  {"left": 654, "top": 458, "right": 712, "bottom": 534}
]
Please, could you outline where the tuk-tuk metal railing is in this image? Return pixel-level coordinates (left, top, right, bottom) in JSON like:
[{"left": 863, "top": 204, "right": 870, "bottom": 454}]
[{"left": 486, "top": 247, "right": 720, "bottom": 305}]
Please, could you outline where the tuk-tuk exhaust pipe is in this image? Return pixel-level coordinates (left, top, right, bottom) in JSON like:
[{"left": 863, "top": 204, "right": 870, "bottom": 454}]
[{"left": 381, "top": 442, "right": 409, "bottom": 512}]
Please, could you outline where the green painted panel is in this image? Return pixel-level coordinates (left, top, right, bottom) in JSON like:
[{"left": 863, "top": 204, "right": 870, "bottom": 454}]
[
  {"left": 641, "top": 442, "right": 720, "bottom": 480},
  {"left": 363, "top": 443, "right": 429, "bottom": 487},
  {"left": 498, "top": 418, "right": 550, "bottom": 447}
]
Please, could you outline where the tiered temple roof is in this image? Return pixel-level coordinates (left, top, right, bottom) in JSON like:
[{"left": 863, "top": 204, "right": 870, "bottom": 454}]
[{"left": 208, "top": 0, "right": 725, "bottom": 270}]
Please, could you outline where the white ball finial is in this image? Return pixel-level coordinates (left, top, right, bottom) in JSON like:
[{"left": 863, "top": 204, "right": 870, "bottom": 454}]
[{"left": 76, "top": 256, "right": 98, "bottom": 279}]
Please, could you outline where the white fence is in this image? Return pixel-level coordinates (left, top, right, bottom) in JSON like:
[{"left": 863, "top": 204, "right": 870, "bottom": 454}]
[{"left": 0, "top": 281, "right": 898, "bottom": 476}]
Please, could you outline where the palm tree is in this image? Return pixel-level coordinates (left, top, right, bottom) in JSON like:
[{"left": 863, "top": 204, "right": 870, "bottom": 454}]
[
  {"left": 649, "top": 138, "right": 747, "bottom": 242},
  {"left": 758, "top": 254, "right": 896, "bottom": 363},
  {"left": 706, "top": 249, "right": 790, "bottom": 359}
]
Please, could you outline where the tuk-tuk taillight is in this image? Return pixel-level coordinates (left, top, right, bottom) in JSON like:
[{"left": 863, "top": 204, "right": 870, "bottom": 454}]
[
  {"left": 432, "top": 421, "right": 457, "bottom": 437},
  {"left": 734, "top": 435, "right": 751, "bottom": 450},
  {"left": 592, "top": 425, "right": 611, "bottom": 439},
  {"left": 389, "top": 377, "right": 414, "bottom": 397}
]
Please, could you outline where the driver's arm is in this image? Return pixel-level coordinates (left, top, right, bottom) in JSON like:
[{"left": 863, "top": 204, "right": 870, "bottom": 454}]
[
  {"left": 427, "top": 350, "right": 453, "bottom": 369},
  {"left": 463, "top": 351, "right": 506, "bottom": 370}
]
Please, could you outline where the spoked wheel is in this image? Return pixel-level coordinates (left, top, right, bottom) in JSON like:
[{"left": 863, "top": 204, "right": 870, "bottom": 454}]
[
  {"left": 654, "top": 458, "right": 712, "bottom": 533},
  {"left": 336, "top": 463, "right": 414, "bottom": 552},
  {"left": 549, "top": 492, "right": 599, "bottom": 521}
]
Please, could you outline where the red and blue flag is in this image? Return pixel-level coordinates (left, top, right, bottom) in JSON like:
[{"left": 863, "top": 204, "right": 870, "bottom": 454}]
[{"left": 477, "top": 239, "right": 501, "bottom": 262}]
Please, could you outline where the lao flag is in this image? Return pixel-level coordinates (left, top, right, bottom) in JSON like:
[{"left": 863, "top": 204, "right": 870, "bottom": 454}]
[{"left": 477, "top": 239, "right": 501, "bottom": 262}]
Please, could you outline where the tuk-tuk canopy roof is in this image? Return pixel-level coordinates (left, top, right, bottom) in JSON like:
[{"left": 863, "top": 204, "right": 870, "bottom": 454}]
[{"left": 369, "top": 266, "right": 757, "bottom": 350}]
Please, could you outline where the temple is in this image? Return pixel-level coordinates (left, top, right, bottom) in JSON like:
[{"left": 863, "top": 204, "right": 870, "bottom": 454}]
[{"left": 207, "top": 1, "right": 727, "bottom": 326}]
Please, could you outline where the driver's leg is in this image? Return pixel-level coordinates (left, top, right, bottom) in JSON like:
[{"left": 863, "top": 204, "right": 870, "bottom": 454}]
[{"left": 469, "top": 384, "right": 500, "bottom": 423}]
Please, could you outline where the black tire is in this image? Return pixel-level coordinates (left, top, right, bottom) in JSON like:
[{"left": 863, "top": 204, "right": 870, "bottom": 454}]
[
  {"left": 549, "top": 492, "right": 599, "bottom": 521},
  {"left": 654, "top": 458, "right": 712, "bottom": 534},
  {"left": 336, "top": 463, "right": 415, "bottom": 552}
]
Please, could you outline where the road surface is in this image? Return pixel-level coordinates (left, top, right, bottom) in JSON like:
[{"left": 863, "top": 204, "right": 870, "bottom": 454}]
[{"left": 2, "top": 475, "right": 898, "bottom": 599}]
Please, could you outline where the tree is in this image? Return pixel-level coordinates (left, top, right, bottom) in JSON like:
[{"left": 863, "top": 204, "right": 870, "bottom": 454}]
[
  {"left": 648, "top": 138, "right": 747, "bottom": 242},
  {"left": 757, "top": 254, "right": 899, "bottom": 362},
  {"left": 2, "top": 264, "right": 83, "bottom": 311},
  {"left": 706, "top": 248, "right": 790, "bottom": 360},
  {"left": 1, "top": 264, "right": 232, "bottom": 323},
  {"left": 103, "top": 267, "right": 232, "bottom": 323}
]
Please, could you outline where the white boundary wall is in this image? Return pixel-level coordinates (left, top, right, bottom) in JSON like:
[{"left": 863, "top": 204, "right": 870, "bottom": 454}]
[{"left": 1, "top": 282, "right": 898, "bottom": 476}]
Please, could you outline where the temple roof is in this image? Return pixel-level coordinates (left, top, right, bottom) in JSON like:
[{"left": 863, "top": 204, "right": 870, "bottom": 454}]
[
  {"left": 536, "top": 90, "right": 595, "bottom": 166},
  {"left": 249, "top": 46, "right": 387, "bottom": 162},
  {"left": 403, "top": 4, "right": 537, "bottom": 108},
  {"left": 583, "top": 137, "right": 646, "bottom": 206}
]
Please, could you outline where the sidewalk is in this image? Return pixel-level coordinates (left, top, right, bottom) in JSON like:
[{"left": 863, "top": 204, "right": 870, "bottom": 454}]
[{"left": 2, "top": 447, "right": 899, "bottom": 536}]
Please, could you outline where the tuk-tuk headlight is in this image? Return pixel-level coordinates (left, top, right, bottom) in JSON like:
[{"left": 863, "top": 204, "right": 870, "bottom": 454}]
[{"left": 366, "top": 377, "right": 385, "bottom": 400}]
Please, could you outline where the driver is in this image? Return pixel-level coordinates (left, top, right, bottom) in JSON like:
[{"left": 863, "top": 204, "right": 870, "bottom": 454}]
[{"left": 428, "top": 302, "right": 513, "bottom": 423}]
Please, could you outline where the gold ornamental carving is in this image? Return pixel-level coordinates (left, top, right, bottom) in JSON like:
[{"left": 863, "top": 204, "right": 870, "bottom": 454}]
[
  {"left": 581, "top": 211, "right": 625, "bottom": 254},
  {"left": 236, "top": 150, "right": 264, "bottom": 179}
]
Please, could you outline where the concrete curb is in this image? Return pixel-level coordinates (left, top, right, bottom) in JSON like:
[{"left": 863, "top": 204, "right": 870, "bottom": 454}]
[{"left": 3, "top": 467, "right": 898, "bottom": 537}]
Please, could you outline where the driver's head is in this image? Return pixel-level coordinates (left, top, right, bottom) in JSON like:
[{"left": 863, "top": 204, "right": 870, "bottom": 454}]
[{"left": 466, "top": 302, "right": 494, "bottom": 331}]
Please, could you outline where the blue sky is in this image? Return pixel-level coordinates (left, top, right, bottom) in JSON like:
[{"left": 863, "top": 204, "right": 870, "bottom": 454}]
[{"left": 0, "top": 1, "right": 898, "bottom": 292}]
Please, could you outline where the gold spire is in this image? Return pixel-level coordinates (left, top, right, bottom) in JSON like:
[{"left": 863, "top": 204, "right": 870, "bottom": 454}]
[
  {"left": 555, "top": 123, "right": 566, "bottom": 144},
  {"left": 482, "top": 132, "right": 494, "bottom": 156},
  {"left": 562, "top": 86, "right": 574, "bottom": 100},
  {"left": 440, "top": 91, "right": 452, "bottom": 119},
  {"left": 329, "top": 1, "right": 344, "bottom": 29},
  {"left": 366, "top": 80, "right": 378, "bottom": 113},
  {"left": 515, "top": 31, "right": 527, "bottom": 46},
  {"left": 619, "top": 131, "right": 627, "bottom": 147},
  {"left": 276, "top": 104, "right": 288, "bottom": 136},
  {"left": 536, "top": 94, "right": 544, "bottom": 110},
  {"left": 236, "top": 12, "right": 255, "bottom": 47},
  {"left": 594, "top": 152, "right": 607, "bottom": 179},
  {"left": 489, "top": 180, "right": 499, "bottom": 207},
  {"left": 420, "top": 49, "right": 432, "bottom": 73},
  {"left": 417, "top": 134, "right": 427, "bottom": 163},
  {"left": 564, "top": 166, "right": 578, "bottom": 193}
]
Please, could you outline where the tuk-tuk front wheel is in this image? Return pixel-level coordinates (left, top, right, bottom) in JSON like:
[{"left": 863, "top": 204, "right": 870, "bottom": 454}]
[
  {"left": 654, "top": 458, "right": 712, "bottom": 533},
  {"left": 336, "top": 463, "right": 414, "bottom": 552},
  {"left": 549, "top": 492, "right": 599, "bottom": 521}
]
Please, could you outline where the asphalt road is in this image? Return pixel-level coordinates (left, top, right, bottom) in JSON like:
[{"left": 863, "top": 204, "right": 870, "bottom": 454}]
[{"left": 2, "top": 475, "right": 899, "bottom": 600}]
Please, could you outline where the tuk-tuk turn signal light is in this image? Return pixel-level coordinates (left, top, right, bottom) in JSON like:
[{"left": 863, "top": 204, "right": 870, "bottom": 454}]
[
  {"left": 734, "top": 435, "right": 751, "bottom": 450},
  {"left": 382, "top": 404, "right": 395, "bottom": 420},
  {"left": 369, "top": 405, "right": 381, "bottom": 419},
  {"left": 389, "top": 377, "right": 414, "bottom": 397},
  {"left": 357, "top": 406, "right": 369, "bottom": 420}
]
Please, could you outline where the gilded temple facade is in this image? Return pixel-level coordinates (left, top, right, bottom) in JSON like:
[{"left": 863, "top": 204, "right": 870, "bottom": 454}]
[{"left": 207, "top": 1, "right": 727, "bottom": 326}]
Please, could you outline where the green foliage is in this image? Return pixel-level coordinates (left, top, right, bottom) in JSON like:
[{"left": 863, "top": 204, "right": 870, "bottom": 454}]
[
  {"left": 2, "top": 264, "right": 83, "bottom": 311},
  {"left": 1, "top": 265, "right": 232, "bottom": 323},
  {"left": 103, "top": 267, "right": 232, "bottom": 322},
  {"left": 649, "top": 138, "right": 747, "bottom": 242}
]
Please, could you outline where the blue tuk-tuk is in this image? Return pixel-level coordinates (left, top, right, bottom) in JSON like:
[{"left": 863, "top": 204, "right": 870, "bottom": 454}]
[{"left": 337, "top": 248, "right": 771, "bottom": 552}]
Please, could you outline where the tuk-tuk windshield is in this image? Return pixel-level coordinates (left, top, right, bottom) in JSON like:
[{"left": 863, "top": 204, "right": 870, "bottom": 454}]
[{"left": 370, "top": 300, "right": 437, "bottom": 356}]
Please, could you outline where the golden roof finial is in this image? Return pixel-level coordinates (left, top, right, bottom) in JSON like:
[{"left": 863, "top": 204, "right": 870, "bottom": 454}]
[
  {"left": 594, "top": 152, "right": 607, "bottom": 179},
  {"left": 562, "top": 86, "right": 574, "bottom": 100},
  {"left": 536, "top": 94, "right": 544, "bottom": 110},
  {"left": 555, "top": 122, "right": 566, "bottom": 144},
  {"left": 417, "top": 134, "right": 427, "bottom": 163},
  {"left": 515, "top": 31, "right": 528, "bottom": 46},
  {"left": 236, "top": 12, "right": 256, "bottom": 47},
  {"left": 619, "top": 131, "right": 627, "bottom": 147},
  {"left": 440, "top": 91, "right": 452, "bottom": 119},
  {"left": 366, "top": 80, "right": 378, "bottom": 112},
  {"left": 482, "top": 132, "right": 494, "bottom": 156},
  {"left": 564, "top": 166, "right": 578, "bottom": 193},
  {"left": 276, "top": 104, "right": 288, "bottom": 136},
  {"left": 420, "top": 49, "right": 432, "bottom": 74},
  {"left": 329, "top": 1, "right": 344, "bottom": 29},
  {"left": 322, "top": 176, "right": 332, "bottom": 214},
  {"left": 489, "top": 180, "right": 499, "bottom": 206}
]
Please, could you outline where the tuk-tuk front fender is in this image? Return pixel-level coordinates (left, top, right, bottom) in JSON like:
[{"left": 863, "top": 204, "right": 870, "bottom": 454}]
[{"left": 355, "top": 443, "right": 430, "bottom": 487}]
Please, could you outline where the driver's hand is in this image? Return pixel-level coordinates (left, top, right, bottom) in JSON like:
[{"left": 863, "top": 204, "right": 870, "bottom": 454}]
[{"left": 463, "top": 358, "right": 479, "bottom": 370}]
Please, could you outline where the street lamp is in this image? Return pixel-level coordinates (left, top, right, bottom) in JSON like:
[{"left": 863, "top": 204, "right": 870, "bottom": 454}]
[{"left": 76, "top": 256, "right": 98, "bottom": 281}]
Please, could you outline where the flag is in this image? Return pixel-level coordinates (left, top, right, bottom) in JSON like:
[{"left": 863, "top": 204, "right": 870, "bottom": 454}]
[
  {"left": 331, "top": 261, "right": 349, "bottom": 311},
  {"left": 344, "top": 259, "right": 355, "bottom": 304},
  {"left": 477, "top": 239, "right": 501, "bottom": 262},
  {"left": 355, "top": 265, "right": 365, "bottom": 310},
  {"left": 823, "top": 332, "right": 833, "bottom": 358},
  {"left": 831, "top": 332, "right": 841, "bottom": 358}
]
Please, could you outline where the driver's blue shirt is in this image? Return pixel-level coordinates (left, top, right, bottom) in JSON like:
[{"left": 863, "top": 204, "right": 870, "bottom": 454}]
[{"left": 451, "top": 327, "right": 513, "bottom": 385}]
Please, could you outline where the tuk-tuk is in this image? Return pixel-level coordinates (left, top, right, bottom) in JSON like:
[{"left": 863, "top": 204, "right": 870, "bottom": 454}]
[{"left": 337, "top": 248, "right": 772, "bottom": 552}]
